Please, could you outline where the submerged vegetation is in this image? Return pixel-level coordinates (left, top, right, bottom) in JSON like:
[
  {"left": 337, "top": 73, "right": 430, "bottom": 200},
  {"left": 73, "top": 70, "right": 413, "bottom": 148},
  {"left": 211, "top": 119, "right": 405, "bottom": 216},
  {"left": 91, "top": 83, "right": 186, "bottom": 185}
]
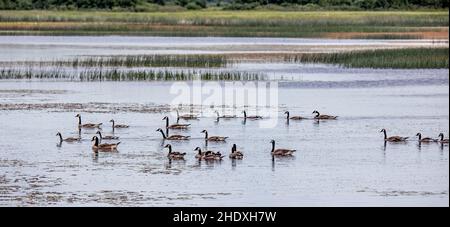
[
  {"left": 285, "top": 47, "right": 449, "bottom": 69},
  {"left": 0, "top": 10, "right": 447, "bottom": 38}
]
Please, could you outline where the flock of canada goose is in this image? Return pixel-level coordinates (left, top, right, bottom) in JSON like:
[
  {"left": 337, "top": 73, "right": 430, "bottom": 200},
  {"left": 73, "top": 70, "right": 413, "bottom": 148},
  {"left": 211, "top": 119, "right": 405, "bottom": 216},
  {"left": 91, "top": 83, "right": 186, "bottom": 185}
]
[{"left": 56, "top": 110, "right": 449, "bottom": 161}]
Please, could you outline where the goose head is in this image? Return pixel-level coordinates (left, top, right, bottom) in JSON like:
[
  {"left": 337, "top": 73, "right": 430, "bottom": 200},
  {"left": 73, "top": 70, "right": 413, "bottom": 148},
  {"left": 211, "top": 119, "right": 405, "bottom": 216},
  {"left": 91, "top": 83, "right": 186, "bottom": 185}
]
[
  {"left": 194, "top": 147, "right": 202, "bottom": 154},
  {"left": 162, "top": 116, "right": 168, "bottom": 121},
  {"left": 416, "top": 133, "right": 421, "bottom": 137},
  {"left": 109, "top": 119, "right": 114, "bottom": 123},
  {"left": 232, "top": 144, "right": 237, "bottom": 152},
  {"left": 56, "top": 132, "right": 61, "bottom": 137},
  {"left": 312, "top": 110, "right": 318, "bottom": 114},
  {"left": 380, "top": 129, "right": 386, "bottom": 133},
  {"left": 284, "top": 111, "right": 289, "bottom": 115},
  {"left": 75, "top": 114, "right": 80, "bottom": 118},
  {"left": 164, "top": 144, "right": 171, "bottom": 149},
  {"left": 270, "top": 139, "right": 275, "bottom": 144},
  {"left": 156, "top": 128, "right": 164, "bottom": 133},
  {"left": 200, "top": 130, "right": 207, "bottom": 134}
]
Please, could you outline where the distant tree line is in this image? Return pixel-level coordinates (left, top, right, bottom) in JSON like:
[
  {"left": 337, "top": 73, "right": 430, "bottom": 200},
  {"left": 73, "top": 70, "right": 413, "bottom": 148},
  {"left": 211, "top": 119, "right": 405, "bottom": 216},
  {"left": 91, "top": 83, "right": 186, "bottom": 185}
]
[{"left": 0, "top": 0, "right": 448, "bottom": 10}]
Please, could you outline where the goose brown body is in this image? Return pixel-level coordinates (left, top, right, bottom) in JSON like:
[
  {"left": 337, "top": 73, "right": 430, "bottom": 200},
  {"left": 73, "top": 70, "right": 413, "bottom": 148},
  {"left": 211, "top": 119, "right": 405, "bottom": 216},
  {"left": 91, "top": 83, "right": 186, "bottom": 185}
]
[
  {"left": 56, "top": 132, "right": 80, "bottom": 143},
  {"left": 284, "top": 111, "right": 307, "bottom": 121},
  {"left": 75, "top": 114, "right": 102, "bottom": 128},
  {"left": 96, "top": 131, "right": 119, "bottom": 140},
  {"left": 243, "top": 111, "right": 262, "bottom": 120},
  {"left": 201, "top": 130, "right": 228, "bottom": 142},
  {"left": 229, "top": 144, "right": 244, "bottom": 159},
  {"left": 194, "top": 147, "right": 223, "bottom": 160},
  {"left": 91, "top": 136, "right": 120, "bottom": 151},
  {"left": 163, "top": 116, "right": 190, "bottom": 129},
  {"left": 110, "top": 119, "right": 129, "bottom": 129},
  {"left": 312, "top": 110, "right": 337, "bottom": 120},
  {"left": 380, "top": 129, "right": 408, "bottom": 142},
  {"left": 164, "top": 144, "right": 186, "bottom": 160},
  {"left": 156, "top": 128, "right": 190, "bottom": 140},
  {"left": 270, "top": 140, "right": 296, "bottom": 156},
  {"left": 416, "top": 133, "right": 437, "bottom": 143}
]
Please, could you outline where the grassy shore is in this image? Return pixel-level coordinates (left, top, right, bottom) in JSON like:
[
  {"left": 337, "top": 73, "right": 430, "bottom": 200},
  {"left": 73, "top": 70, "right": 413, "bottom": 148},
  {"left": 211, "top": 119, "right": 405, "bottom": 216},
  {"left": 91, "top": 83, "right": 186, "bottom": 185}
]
[{"left": 0, "top": 10, "right": 448, "bottom": 38}]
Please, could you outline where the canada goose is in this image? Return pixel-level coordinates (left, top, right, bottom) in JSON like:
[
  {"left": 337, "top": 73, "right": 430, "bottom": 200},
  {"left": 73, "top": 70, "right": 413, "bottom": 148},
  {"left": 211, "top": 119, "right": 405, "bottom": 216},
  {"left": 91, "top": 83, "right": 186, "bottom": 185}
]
[
  {"left": 194, "top": 147, "right": 223, "bottom": 160},
  {"left": 164, "top": 144, "right": 186, "bottom": 160},
  {"left": 156, "top": 128, "right": 190, "bottom": 140},
  {"left": 284, "top": 111, "right": 307, "bottom": 121},
  {"left": 75, "top": 114, "right": 102, "bottom": 128},
  {"left": 215, "top": 111, "right": 236, "bottom": 119},
  {"left": 380, "top": 129, "right": 408, "bottom": 142},
  {"left": 270, "top": 140, "right": 296, "bottom": 156},
  {"left": 96, "top": 131, "right": 119, "bottom": 141},
  {"left": 91, "top": 136, "right": 120, "bottom": 151},
  {"left": 110, "top": 119, "right": 129, "bottom": 129},
  {"left": 56, "top": 132, "right": 80, "bottom": 143},
  {"left": 163, "top": 116, "right": 190, "bottom": 129},
  {"left": 438, "top": 133, "right": 449, "bottom": 144},
  {"left": 312, "top": 110, "right": 337, "bottom": 120},
  {"left": 201, "top": 129, "right": 228, "bottom": 142},
  {"left": 176, "top": 110, "right": 198, "bottom": 120},
  {"left": 242, "top": 111, "right": 262, "bottom": 120},
  {"left": 416, "top": 133, "right": 437, "bottom": 143},
  {"left": 229, "top": 144, "right": 244, "bottom": 159}
]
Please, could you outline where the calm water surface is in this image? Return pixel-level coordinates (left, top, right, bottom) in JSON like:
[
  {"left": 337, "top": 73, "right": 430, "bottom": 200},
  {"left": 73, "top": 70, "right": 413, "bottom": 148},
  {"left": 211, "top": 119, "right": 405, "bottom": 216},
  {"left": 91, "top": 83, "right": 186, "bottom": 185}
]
[{"left": 0, "top": 36, "right": 448, "bottom": 206}]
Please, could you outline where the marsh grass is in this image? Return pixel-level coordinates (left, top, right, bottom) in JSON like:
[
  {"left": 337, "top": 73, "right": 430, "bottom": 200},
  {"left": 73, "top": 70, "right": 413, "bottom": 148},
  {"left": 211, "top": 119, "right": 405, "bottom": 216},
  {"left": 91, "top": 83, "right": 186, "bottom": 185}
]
[
  {"left": 285, "top": 48, "right": 449, "bottom": 69},
  {"left": 0, "top": 69, "right": 264, "bottom": 81},
  {"left": 0, "top": 10, "right": 447, "bottom": 38},
  {"left": 53, "top": 55, "right": 228, "bottom": 68}
]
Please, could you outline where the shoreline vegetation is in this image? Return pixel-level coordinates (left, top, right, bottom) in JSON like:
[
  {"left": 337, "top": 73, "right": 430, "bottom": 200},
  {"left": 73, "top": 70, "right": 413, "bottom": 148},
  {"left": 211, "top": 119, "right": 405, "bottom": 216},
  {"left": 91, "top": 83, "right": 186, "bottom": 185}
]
[
  {"left": 0, "top": 48, "right": 447, "bottom": 82},
  {"left": 0, "top": 10, "right": 448, "bottom": 38}
]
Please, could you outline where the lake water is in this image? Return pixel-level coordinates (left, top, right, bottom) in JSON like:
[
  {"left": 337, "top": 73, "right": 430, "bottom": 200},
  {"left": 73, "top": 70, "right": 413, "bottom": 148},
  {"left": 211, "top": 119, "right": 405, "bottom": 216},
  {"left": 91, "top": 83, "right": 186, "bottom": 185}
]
[{"left": 0, "top": 36, "right": 448, "bottom": 206}]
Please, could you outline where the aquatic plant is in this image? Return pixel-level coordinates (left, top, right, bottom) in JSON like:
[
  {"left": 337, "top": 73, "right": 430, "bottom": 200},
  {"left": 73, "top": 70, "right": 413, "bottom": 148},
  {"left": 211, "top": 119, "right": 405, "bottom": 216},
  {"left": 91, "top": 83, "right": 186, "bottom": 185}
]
[
  {"left": 284, "top": 47, "right": 449, "bottom": 69},
  {"left": 0, "top": 69, "right": 264, "bottom": 81}
]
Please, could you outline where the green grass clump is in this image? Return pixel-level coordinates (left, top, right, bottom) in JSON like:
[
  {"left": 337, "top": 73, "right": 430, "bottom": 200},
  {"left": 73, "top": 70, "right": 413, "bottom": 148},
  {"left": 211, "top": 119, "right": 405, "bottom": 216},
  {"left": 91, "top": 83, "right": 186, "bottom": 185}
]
[{"left": 285, "top": 47, "right": 449, "bottom": 69}]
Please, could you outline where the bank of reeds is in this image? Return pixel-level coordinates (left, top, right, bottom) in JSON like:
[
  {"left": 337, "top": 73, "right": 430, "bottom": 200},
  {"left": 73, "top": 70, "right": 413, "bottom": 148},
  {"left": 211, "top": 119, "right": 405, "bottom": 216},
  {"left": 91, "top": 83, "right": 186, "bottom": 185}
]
[
  {"left": 0, "top": 69, "right": 264, "bottom": 81},
  {"left": 284, "top": 47, "right": 449, "bottom": 69},
  {"left": 52, "top": 55, "right": 228, "bottom": 68}
]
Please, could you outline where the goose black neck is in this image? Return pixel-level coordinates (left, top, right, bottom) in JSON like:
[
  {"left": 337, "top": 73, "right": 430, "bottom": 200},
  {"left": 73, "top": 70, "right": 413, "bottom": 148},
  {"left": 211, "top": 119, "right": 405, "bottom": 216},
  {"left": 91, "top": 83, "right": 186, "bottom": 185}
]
[
  {"left": 271, "top": 141, "right": 275, "bottom": 153},
  {"left": 243, "top": 111, "right": 247, "bottom": 118},
  {"left": 94, "top": 137, "right": 99, "bottom": 146},
  {"left": 167, "top": 145, "right": 172, "bottom": 153},
  {"left": 440, "top": 134, "right": 444, "bottom": 141},
  {"left": 58, "top": 134, "right": 63, "bottom": 143},
  {"left": 417, "top": 134, "right": 422, "bottom": 140},
  {"left": 165, "top": 117, "right": 169, "bottom": 128},
  {"left": 77, "top": 116, "right": 81, "bottom": 125},
  {"left": 159, "top": 130, "right": 167, "bottom": 139},
  {"left": 111, "top": 121, "right": 115, "bottom": 128},
  {"left": 197, "top": 149, "right": 202, "bottom": 155},
  {"left": 383, "top": 130, "right": 387, "bottom": 139},
  {"left": 204, "top": 131, "right": 208, "bottom": 140},
  {"left": 286, "top": 112, "right": 289, "bottom": 120},
  {"left": 315, "top": 112, "right": 320, "bottom": 117},
  {"left": 97, "top": 131, "right": 102, "bottom": 139}
]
